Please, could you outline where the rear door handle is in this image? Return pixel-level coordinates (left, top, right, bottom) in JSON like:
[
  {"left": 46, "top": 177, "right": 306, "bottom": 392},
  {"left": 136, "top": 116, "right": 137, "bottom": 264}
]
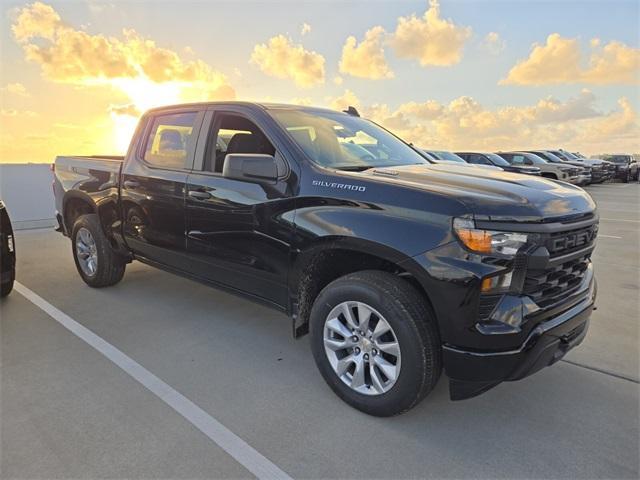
[
  {"left": 123, "top": 180, "right": 140, "bottom": 189},
  {"left": 188, "top": 190, "right": 212, "bottom": 200}
]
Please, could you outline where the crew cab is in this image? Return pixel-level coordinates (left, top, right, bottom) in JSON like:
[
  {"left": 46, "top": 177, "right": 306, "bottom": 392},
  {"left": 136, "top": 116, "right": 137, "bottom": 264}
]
[
  {"left": 53, "top": 102, "right": 598, "bottom": 416},
  {"left": 456, "top": 151, "right": 541, "bottom": 176},
  {"left": 496, "top": 152, "right": 582, "bottom": 184}
]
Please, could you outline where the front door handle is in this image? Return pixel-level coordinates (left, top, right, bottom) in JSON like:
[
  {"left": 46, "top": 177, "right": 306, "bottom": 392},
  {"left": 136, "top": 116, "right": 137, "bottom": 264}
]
[
  {"left": 188, "top": 190, "right": 212, "bottom": 200},
  {"left": 123, "top": 180, "right": 140, "bottom": 189}
]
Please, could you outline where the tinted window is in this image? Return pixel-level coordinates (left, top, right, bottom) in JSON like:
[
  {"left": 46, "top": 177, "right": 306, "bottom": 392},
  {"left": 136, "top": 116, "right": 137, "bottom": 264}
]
[
  {"left": 431, "top": 151, "right": 465, "bottom": 162},
  {"left": 468, "top": 154, "right": 490, "bottom": 165},
  {"left": 509, "top": 154, "right": 528, "bottom": 165},
  {"left": 208, "top": 113, "right": 275, "bottom": 173},
  {"left": 485, "top": 153, "right": 511, "bottom": 167},
  {"left": 532, "top": 151, "right": 563, "bottom": 163},
  {"left": 143, "top": 112, "right": 198, "bottom": 169},
  {"left": 604, "top": 155, "right": 631, "bottom": 164}
]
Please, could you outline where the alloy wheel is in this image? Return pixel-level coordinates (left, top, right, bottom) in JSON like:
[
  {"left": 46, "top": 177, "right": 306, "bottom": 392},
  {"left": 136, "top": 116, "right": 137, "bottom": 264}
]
[
  {"left": 323, "top": 301, "right": 401, "bottom": 395},
  {"left": 76, "top": 227, "right": 98, "bottom": 277}
]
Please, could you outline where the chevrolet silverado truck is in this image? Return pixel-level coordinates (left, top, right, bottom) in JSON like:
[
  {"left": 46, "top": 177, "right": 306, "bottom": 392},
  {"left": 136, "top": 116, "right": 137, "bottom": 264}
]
[
  {"left": 496, "top": 152, "right": 582, "bottom": 184},
  {"left": 601, "top": 154, "right": 639, "bottom": 183},
  {"left": 53, "top": 102, "right": 598, "bottom": 416}
]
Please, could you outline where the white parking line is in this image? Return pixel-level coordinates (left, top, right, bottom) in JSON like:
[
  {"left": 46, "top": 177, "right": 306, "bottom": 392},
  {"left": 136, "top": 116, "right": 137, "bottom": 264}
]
[
  {"left": 14, "top": 281, "right": 292, "bottom": 480},
  {"left": 599, "top": 235, "right": 622, "bottom": 239}
]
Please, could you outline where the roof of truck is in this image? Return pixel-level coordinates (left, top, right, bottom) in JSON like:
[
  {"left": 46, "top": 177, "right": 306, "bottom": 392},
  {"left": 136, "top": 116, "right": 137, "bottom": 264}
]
[{"left": 145, "top": 101, "right": 345, "bottom": 116}]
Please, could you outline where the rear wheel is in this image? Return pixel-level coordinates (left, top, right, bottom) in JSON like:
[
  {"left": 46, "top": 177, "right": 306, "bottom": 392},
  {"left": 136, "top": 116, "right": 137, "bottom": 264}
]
[
  {"left": 310, "top": 270, "right": 441, "bottom": 416},
  {"left": 71, "top": 214, "right": 125, "bottom": 287}
]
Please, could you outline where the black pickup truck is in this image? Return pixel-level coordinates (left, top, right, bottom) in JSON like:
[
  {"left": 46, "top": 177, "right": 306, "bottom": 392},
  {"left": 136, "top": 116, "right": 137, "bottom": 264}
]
[{"left": 53, "top": 102, "right": 598, "bottom": 416}]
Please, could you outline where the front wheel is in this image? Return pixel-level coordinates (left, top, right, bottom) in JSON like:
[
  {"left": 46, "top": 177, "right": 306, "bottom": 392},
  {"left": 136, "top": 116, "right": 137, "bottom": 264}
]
[
  {"left": 309, "top": 270, "right": 441, "bottom": 416},
  {"left": 71, "top": 214, "right": 125, "bottom": 287}
]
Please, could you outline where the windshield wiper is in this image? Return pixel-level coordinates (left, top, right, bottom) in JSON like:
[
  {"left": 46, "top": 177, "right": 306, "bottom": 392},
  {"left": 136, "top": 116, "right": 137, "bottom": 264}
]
[{"left": 335, "top": 165, "right": 373, "bottom": 172}]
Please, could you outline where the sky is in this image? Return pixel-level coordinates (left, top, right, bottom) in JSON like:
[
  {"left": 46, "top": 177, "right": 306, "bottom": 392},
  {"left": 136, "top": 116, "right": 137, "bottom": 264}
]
[{"left": 1, "top": 0, "right": 639, "bottom": 163}]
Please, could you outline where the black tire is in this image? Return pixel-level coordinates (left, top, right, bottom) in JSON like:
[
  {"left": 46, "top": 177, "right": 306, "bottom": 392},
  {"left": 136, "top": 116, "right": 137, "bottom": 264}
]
[
  {"left": 71, "top": 214, "right": 125, "bottom": 287},
  {"left": 1, "top": 279, "right": 13, "bottom": 297},
  {"left": 309, "top": 270, "right": 441, "bottom": 416},
  {"left": 623, "top": 171, "right": 630, "bottom": 183}
]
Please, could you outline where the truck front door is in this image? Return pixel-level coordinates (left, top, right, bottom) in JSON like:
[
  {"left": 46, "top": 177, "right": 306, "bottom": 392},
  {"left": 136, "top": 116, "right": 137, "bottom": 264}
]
[{"left": 185, "top": 107, "right": 297, "bottom": 309}]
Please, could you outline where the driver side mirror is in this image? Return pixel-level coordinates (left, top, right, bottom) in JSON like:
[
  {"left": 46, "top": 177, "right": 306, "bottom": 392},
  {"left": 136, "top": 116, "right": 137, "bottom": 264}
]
[{"left": 223, "top": 154, "right": 278, "bottom": 183}]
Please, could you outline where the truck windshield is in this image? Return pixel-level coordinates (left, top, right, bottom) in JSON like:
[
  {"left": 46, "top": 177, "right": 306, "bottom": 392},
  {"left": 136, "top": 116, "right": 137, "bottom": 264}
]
[
  {"left": 429, "top": 151, "right": 466, "bottom": 162},
  {"left": 604, "top": 155, "right": 631, "bottom": 164},
  {"left": 271, "top": 109, "right": 429, "bottom": 171},
  {"left": 485, "top": 153, "right": 511, "bottom": 167}
]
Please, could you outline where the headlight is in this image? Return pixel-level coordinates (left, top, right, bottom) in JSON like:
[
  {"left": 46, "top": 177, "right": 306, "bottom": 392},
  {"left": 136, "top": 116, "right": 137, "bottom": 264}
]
[{"left": 453, "top": 218, "right": 528, "bottom": 257}]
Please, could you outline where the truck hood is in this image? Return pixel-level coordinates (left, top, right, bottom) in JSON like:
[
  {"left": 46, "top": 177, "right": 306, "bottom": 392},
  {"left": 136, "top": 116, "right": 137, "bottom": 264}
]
[{"left": 362, "top": 164, "right": 596, "bottom": 222}]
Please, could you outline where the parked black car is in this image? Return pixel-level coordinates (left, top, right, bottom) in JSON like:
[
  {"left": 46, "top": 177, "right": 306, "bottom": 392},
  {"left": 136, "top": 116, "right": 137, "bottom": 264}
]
[
  {"left": 53, "top": 102, "right": 597, "bottom": 416},
  {"left": 602, "top": 154, "right": 639, "bottom": 182},
  {"left": 1, "top": 200, "right": 16, "bottom": 297},
  {"left": 456, "top": 152, "right": 541, "bottom": 175}
]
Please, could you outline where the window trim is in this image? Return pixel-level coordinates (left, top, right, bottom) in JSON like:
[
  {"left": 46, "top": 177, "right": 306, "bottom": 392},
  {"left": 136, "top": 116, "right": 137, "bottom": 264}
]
[
  {"left": 194, "top": 109, "right": 287, "bottom": 179},
  {"left": 137, "top": 109, "right": 204, "bottom": 172}
]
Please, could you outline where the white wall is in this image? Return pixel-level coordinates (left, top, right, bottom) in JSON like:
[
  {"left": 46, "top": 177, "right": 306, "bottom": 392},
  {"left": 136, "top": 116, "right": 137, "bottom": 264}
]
[{"left": 0, "top": 164, "right": 56, "bottom": 230}]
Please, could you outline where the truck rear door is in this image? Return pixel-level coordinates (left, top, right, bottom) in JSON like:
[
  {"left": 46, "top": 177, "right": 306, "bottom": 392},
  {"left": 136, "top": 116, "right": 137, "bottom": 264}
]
[
  {"left": 120, "top": 108, "right": 205, "bottom": 269},
  {"left": 184, "top": 106, "right": 297, "bottom": 309}
]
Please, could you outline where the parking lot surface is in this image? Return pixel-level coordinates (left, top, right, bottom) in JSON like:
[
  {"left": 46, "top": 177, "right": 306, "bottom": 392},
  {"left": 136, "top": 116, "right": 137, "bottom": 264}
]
[{"left": 2, "top": 182, "right": 639, "bottom": 479}]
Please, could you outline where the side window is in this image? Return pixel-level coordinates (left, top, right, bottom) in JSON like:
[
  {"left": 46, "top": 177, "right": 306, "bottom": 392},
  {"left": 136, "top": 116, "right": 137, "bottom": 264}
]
[
  {"left": 470, "top": 154, "right": 489, "bottom": 165},
  {"left": 511, "top": 155, "right": 526, "bottom": 165},
  {"left": 208, "top": 113, "right": 275, "bottom": 173},
  {"left": 143, "top": 112, "right": 198, "bottom": 169}
]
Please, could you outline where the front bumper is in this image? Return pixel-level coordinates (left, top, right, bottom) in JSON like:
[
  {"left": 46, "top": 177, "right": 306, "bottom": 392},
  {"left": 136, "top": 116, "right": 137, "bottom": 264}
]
[
  {"left": 444, "top": 273, "right": 596, "bottom": 400},
  {"left": 614, "top": 168, "right": 629, "bottom": 179},
  {"left": 591, "top": 169, "right": 608, "bottom": 182},
  {"left": 576, "top": 174, "right": 591, "bottom": 185}
]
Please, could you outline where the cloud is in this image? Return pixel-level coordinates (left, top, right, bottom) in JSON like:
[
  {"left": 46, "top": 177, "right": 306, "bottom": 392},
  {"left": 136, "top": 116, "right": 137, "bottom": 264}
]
[
  {"left": 11, "top": 1, "right": 61, "bottom": 42},
  {"left": 502, "top": 33, "right": 640, "bottom": 85},
  {"left": 250, "top": 35, "right": 325, "bottom": 88},
  {"left": 108, "top": 103, "right": 141, "bottom": 117},
  {"left": 390, "top": 0, "right": 471, "bottom": 67},
  {"left": 327, "top": 89, "right": 360, "bottom": 111},
  {"left": 482, "top": 32, "right": 505, "bottom": 55},
  {"left": 301, "top": 23, "right": 311, "bottom": 36},
  {"left": 290, "top": 97, "right": 313, "bottom": 106},
  {"left": 1, "top": 83, "right": 30, "bottom": 97},
  {"left": 11, "top": 2, "right": 235, "bottom": 99},
  {"left": 333, "top": 75, "right": 343, "bottom": 85},
  {"left": 348, "top": 90, "right": 638, "bottom": 154},
  {"left": 1, "top": 109, "right": 37, "bottom": 117},
  {"left": 339, "top": 26, "right": 394, "bottom": 80}
]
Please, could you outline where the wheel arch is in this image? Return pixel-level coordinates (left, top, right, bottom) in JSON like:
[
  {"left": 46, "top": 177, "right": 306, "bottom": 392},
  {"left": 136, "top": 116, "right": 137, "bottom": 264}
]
[
  {"left": 290, "top": 237, "right": 438, "bottom": 338},
  {"left": 62, "top": 191, "right": 97, "bottom": 233}
]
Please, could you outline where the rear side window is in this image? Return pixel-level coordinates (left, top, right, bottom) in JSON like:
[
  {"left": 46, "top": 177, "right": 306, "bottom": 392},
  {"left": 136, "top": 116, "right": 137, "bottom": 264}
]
[
  {"left": 469, "top": 154, "right": 489, "bottom": 165},
  {"left": 143, "top": 112, "right": 198, "bottom": 169}
]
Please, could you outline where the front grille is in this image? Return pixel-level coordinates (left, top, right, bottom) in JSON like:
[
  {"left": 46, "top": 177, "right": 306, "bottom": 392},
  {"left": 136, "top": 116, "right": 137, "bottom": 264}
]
[
  {"left": 523, "top": 253, "right": 590, "bottom": 308},
  {"left": 546, "top": 224, "right": 598, "bottom": 257},
  {"left": 478, "top": 294, "right": 502, "bottom": 321}
]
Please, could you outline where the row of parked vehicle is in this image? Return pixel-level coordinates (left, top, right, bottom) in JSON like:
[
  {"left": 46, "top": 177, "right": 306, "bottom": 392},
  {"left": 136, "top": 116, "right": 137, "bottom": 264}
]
[{"left": 422, "top": 149, "right": 639, "bottom": 185}]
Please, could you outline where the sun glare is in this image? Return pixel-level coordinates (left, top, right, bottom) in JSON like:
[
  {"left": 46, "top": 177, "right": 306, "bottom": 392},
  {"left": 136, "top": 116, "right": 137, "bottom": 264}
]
[{"left": 109, "top": 77, "right": 190, "bottom": 153}]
